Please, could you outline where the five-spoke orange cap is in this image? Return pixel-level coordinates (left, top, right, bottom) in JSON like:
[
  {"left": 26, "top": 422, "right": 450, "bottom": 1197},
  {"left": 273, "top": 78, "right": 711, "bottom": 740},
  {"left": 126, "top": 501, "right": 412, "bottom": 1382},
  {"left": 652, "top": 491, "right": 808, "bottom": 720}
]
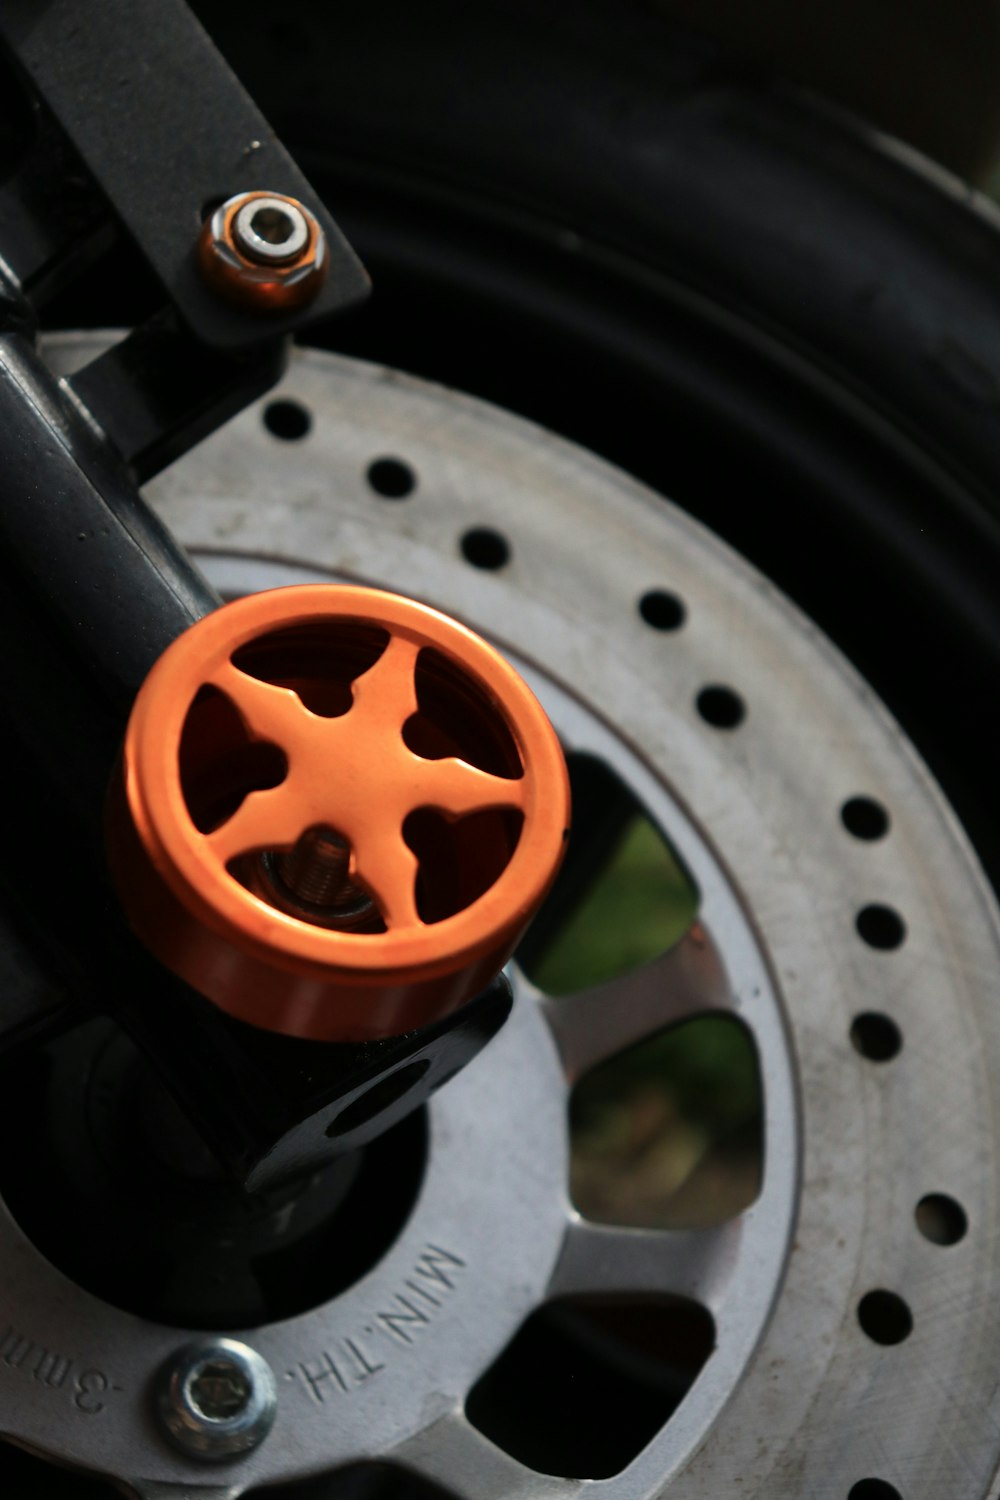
[{"left": 106, "top": 585, "right": 570, "bottom": 1042}]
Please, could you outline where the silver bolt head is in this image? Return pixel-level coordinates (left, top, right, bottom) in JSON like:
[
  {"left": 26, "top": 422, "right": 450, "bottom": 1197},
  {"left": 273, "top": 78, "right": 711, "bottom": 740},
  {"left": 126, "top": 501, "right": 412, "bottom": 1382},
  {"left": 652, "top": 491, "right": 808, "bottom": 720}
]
[
  {"left": 198, "top": 191, "right": 328, "bottom": 311},
  {"left": 233, "top": 196, "right": 310, "bottom": 265},
  {"left": 156, "top": 1337, "right": 277, "bottom": 1462}
]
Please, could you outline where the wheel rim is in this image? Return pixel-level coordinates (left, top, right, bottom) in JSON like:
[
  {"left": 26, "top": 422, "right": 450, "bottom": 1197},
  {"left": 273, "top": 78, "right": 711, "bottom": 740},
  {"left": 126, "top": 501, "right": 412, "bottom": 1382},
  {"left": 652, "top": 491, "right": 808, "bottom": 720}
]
[{"left": 15, "top": 334, "right": 1000, "bottom": 1499}]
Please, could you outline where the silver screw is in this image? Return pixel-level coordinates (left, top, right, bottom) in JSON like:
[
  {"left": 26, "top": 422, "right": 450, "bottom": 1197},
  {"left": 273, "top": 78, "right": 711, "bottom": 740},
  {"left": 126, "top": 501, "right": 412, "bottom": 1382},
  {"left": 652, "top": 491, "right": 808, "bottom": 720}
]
[
  {"left": 233, "top": 196, "right": 309, "bottom": 265},
  {"left": 156, "top": 1338, "right": 277, "bottom": 1462}
]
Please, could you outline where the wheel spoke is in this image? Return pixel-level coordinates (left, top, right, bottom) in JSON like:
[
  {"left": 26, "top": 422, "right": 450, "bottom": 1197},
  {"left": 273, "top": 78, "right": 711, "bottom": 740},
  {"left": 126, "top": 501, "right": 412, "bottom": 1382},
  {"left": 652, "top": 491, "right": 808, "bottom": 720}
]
[
  {"left": 209, "top": 659, "right": 312, "bottom": 747},
  {"left": 540, "top": 922, "right": 730, "bottom": 1082},
  {"left": 349, "top": 632, "right": 421, "bottom": 731},
  {"left": 415, "top": 756, "right": 525, "bottom": 818},
  {"left": 352, "top": 827, "right": 421, "bottom": 929},
  {"left": 205, "top": 785, "right": 304, "bottom": 866},
  {"left": 390, "top": 1408, "right": 578, "bottom": 1500},
  {"left": 549, "top": 1215, "right": 740, "bottom": 1312}
]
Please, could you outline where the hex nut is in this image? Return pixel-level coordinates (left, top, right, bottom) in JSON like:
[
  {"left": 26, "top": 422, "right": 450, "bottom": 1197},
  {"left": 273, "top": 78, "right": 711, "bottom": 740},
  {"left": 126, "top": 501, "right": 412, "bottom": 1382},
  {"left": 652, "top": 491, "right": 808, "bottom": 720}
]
[{"left": 198, "top": 191, "right": 327, "bottom": 312}]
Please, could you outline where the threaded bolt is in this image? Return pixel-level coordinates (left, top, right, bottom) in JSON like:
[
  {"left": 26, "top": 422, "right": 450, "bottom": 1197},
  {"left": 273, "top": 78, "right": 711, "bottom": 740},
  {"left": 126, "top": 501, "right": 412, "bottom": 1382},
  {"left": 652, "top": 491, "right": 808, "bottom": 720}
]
[{"left": 277, "top": 825, "right": 357, "bottom": 907}]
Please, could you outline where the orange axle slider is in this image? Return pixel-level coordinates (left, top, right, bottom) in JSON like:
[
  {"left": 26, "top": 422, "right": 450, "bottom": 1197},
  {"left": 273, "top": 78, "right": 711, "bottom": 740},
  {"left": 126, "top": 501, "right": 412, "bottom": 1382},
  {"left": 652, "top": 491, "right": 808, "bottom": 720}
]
[{"left": 107, "top": 585, "right": 570, "bottom": 1042}]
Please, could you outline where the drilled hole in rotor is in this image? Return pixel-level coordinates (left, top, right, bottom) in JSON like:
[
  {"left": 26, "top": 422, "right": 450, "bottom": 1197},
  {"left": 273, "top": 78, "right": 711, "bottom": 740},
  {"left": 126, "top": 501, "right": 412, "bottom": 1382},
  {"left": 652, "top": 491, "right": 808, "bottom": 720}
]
[
  {"left": 405, "top": 807, "right": 524, "bottom": 923},
  {"left": 179, "top": 686, "right": 288, "bottom": 834},
  {"left": 848, "top": 1484, "right": 903, "bottom": 1500},
  {"left": 696, "top": 684, "right": 745, "bottom": 729},
  {"left": 638, "top": 589, "right": 686, "bottom": 631},
  {"left": 569, "top": 1015, "right": 762, "bottom": 1230},
  {"left": 466, "top": 1296, "right": 714, "bottom": 1478},
  {"left": 231, "top": 622, "right": 390, "bottom": 717},
  {"left": 850, "top": 1012, "right": 902, "bottom": 1062},
  {"left": 518, "top": 753, "right": 697, "bottom": 996},
  {"left": 403, "top": 648, "right": 523, "bottom": 777},
  {"left": 915, "top": 1193, "right": 968, "bottom": 1246},
  {"left": 461, "top": 526, "right": 510, "bottom": 570},
  {"left": 263, "top": 398, "right": 312, "bottom": 440},
  {"left": 857, "top": 1289, "right": 913, "bottom": 1345},
  {"left": 841, "top": 796, "right": 890, "bottom": 841},
  {"left": 856, "top": 903, "right": 906, "bottom": 950},
  {"left": 367, "top": 456, "right": 416, "bottom": 498}
]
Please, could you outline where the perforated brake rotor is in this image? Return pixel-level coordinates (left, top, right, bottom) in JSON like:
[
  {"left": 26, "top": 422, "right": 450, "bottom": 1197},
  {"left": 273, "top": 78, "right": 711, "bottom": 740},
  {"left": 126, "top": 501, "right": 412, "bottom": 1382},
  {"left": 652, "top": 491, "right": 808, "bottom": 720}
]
[{"left": 14, "top": 336, "right": 1000, "bottom": 1500}]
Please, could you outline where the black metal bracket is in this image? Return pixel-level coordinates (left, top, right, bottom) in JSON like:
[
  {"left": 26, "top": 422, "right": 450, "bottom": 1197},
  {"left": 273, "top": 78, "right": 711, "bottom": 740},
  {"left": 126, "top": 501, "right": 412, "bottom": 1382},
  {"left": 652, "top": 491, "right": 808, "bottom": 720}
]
[
  {"left": 117, "top": 973, "right": 515, "bottom": 1194},
  {"left": 0, "top": 0, "right": 371, "bottom": 502},
  {"left": 0, "top": 1, "right": 414, "bottom": 1190},
  {"left": 0, "top": 1, "right": 515, "bottom": 1209},
  {"left": 0, "top": 0, "right": 369, "bottom": 349}
]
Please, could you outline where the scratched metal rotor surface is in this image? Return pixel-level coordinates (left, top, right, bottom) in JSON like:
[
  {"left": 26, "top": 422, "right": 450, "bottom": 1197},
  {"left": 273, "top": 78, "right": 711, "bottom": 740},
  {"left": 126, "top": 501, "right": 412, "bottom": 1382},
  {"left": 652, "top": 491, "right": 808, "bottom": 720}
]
[{"left": 5, "top": 336, "right": 1000, "bottom": 1500}]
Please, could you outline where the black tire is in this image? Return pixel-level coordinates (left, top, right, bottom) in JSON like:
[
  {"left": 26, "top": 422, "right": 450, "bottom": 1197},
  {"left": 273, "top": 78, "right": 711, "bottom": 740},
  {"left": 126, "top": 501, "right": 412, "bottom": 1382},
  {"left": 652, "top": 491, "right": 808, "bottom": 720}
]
[
  {"left": 192, "top": 0, "right": 1000, "bottom": 882},
  {"left": 10, "top": 9, "right": 1000, "bottom": 1494}
]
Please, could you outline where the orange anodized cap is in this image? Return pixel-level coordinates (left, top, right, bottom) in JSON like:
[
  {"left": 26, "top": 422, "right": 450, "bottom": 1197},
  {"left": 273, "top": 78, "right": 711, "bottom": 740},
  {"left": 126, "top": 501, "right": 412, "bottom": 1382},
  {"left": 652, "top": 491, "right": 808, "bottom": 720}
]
[{"left": 106, "top": 585, "right": 570, "bottom": 1042}]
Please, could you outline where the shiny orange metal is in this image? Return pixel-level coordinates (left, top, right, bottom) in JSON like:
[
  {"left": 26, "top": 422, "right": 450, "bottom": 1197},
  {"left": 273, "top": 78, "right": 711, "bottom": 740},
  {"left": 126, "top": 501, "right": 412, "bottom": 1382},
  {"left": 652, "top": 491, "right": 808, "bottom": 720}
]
[
  {"left": 107, "top": 585, "right": 570, "bottom": 1042},
  {"left": 197, "top": 191, "right": 327, "bottom": 313}
]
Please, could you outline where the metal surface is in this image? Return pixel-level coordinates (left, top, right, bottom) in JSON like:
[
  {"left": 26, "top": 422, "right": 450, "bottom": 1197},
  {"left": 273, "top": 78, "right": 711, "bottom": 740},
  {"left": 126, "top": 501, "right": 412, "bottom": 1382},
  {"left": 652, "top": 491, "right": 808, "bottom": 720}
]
[
  {"left": 156, "top": 1337, "right": 277, "bottom": 1461},
  {"left": 233, "top": 198, "right": 311, "bottom": 264},
  {"left": 108, "top": 584, "right": 568, "bottom": 1041},
  {"left": 0, "top": 322, "right": 224, "bottom": 1063},
  {"left": 0, "top": 0, "right": 368, "bottom": 347},
  {"left": 0, "top": 330, "right": 218, "bottom": 707},
  {"left": 199, "top": 192, "right": 328, "bottom": 314},
  {"left": 9, "top": 336, "right": 1000, "bottom": 1498},
  {"left": 222, "top": 0, "right": 1000, "bottom": 893},
  {"left": 0, "top": 110, "right": 111, "bottom": 303},
  {"left": 67, "top": 315, "right": 288, "bottom": 484}
]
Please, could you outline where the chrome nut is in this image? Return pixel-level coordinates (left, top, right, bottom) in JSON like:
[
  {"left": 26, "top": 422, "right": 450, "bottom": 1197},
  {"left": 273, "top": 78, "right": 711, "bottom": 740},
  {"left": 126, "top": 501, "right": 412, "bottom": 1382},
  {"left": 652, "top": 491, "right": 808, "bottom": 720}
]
[{"left": 198, "top": 190, "right": 327, "bottom": 312}]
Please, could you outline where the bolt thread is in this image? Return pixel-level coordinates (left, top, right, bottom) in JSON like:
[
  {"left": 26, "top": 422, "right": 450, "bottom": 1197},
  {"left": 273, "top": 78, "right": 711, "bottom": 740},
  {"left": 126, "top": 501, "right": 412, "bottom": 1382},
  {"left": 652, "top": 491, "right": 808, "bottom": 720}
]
[{"left": 276, "top": 827, "right": 359, "bottom": 908}]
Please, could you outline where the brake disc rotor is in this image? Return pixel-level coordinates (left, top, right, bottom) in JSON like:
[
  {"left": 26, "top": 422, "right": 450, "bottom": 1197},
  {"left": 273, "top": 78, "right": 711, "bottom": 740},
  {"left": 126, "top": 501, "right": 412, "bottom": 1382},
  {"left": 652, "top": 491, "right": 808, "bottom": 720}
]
[{"left": 15, "top": 336, "right": 1000, "bottom": 1499}]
